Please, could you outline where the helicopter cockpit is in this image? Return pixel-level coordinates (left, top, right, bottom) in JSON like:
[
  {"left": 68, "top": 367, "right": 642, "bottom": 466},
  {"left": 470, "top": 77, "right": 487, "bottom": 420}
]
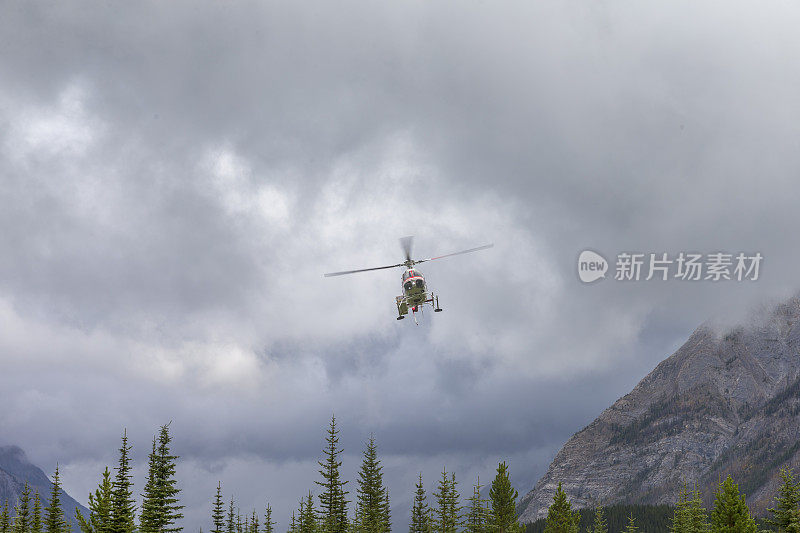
[{"left": 402, "top": 269, "right": 426, "bottom": 292}]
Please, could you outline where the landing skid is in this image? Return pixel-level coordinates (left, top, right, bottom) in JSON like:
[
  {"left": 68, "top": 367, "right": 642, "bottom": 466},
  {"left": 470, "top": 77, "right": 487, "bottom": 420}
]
[{"left": 396, "top": 293, "right": 442, "bottom": 323}]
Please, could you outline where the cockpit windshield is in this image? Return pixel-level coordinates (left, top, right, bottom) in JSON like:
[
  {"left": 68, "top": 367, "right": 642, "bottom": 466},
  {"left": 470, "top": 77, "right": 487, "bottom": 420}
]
[
  {"left": 403, "top": 268, "right": 422, "bottom": 281},
  {"left": 403, "top": 269, "right": 422, "bottom": 280}
]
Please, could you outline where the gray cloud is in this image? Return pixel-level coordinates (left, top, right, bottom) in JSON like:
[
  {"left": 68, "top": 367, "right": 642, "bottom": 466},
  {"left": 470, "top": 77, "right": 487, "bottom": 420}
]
[{"left": 2, "top": 1, "right": 800, "bottom": 531}]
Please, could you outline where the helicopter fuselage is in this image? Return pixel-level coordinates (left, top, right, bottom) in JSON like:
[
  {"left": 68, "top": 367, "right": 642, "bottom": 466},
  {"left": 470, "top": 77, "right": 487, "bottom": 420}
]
[
  {"left": 396, "top": 268, "right": 441, "bottom": 320},
  {"left": 402, "top": 268, "right": 427, "bottom": 305}
]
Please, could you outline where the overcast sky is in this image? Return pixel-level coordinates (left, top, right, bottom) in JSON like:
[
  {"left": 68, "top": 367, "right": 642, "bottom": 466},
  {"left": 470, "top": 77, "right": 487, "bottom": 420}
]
[{"left": 2, "top": 1, "right": 800, "bottom": 531}]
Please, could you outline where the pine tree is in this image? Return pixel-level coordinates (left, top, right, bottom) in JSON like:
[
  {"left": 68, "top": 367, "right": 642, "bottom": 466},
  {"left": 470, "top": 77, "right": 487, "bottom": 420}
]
[
  {"left": 354, "top": 436, "right": 390, "bottom": 533},
  {"left": 2, "top": 501, "right": 11, "bottom": 533},
  {"left": 543, "top": 483, "right": 578, "bottom": 533},
  {"left": 409, "top": 475, "right": 429, "bottom": 533},
  {"left": 710, "top": 476, "right": 756, "bottom": 533},
  {"left": 768, "top": 468, "right": 800, "bottom": 531},
  {"left": 250, "top": 511, "right": 259, "bottom": 533},
  {"left": 288, "top": 513, "right": 297, "bottom": 533},
  {"left": 431, "top": 469, "right": 459, "bottom": 533},
  {"left": 670, "top": 482, "right": 708, "bottom": 533},
  {"left": 44, "top": 465, "right": 68, "bottom": 533},
  {"left": 77, "top": 467, "right": 114, "bottom": 533},
  {"left": 489, "top": 462, "right": 520, "bottom": 533},
  {"left": 32, "top": 492, "right": 42, "bottom": 533},
  {"left": 316, "top": 415, "right": 349, "bottom": 533},
  {"left": 14, "top": 482, "right": 32, "bottom": 533},
  {"left": 623, "top": 515, "right": 637, "bottom": 533},
  {"left": 211, "top": 483, "right": 225, "bottom": 533},
  {"left": 140, "top": 424, "right": 184, "bottom": 533},
  {"left": 263, "top": 505, "right": 274, "bottom": 533},
  {"left": 110, "top": 430, "right": 136, "bottom": 533},
  {"left": 464, "top": 480, "right": 489, "bottom": 533},
  {"left": 670, "top": 484, "right": 691, "bottom": 533},
  {"left": 688, "top": 486, "right": 709, "bottom": 533},
  {"left": 227, "top": 499, "right": 236, "bottom": 533},
  {"left": 446, "top": 475, "right": 458, "bottom": 533},
  {"left": 141, "top": 437, "right": 159, "bottom": 533},
  {"left": 299, "top": 493, "right": 316, "bottom": 533},
  {"left": 589, "top": 508, "right": 607, "bottom": 533}
]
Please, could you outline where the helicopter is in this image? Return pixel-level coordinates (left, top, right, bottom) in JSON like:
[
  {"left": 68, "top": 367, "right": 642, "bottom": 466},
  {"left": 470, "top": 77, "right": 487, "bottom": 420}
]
[{"left": 324, "top": 236, "right": 493, "bottom": 323}]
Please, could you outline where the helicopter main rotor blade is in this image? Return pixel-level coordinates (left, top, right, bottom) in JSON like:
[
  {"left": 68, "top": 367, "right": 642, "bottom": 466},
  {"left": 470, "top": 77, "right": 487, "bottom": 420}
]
[
  {"left": 324, "top": 263, "right": 405, "bottom": 277},
  {"left": 416, "top": 243, "right": 494, "bottom": 264},
  {"left": 399, "top": 236, "right": 414, "bottom": 262}
]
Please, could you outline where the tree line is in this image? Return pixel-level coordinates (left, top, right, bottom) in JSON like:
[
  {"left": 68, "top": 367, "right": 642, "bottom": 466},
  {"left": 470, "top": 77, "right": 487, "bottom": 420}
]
[
  {"left": 10, "top": 417, "right": 800, "bottom": 533},
  {"left": 0, "top": 424, "right": 181, "bottom": 533},
  {"left": 0, "top": 416, "right": 525, "bottom": 533},
  {"left": 0, "top": 465, "right": 70, "bottom": 533},
  {"left": 532, "top": 468, "right": 800, "bottom": 533},
  {"left": 213, "top": 416, "right": 524, "bottom": 533}
]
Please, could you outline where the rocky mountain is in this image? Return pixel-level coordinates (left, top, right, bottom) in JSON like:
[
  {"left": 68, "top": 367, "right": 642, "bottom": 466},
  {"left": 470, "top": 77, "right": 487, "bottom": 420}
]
[
  {"left": 0, "top": 445, "right": 88, "bottom": 531},
  {"left": 518, "top": 296, "right": 800, "bottom": 522}
]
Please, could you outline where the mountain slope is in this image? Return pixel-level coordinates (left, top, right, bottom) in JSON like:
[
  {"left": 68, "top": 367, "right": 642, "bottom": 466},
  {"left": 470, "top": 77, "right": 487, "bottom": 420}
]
[
  {"left": 518, "top": 296, "right": 800, "bottom": 522},
  {"left": 0, "top": 445, "right": 89, "bottom": 531}
]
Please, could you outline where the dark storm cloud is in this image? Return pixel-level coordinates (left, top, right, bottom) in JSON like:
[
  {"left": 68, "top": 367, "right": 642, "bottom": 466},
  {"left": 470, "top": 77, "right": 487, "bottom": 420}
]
[{"left": 2, "top": 1, "right": 800, "bottom": 531}]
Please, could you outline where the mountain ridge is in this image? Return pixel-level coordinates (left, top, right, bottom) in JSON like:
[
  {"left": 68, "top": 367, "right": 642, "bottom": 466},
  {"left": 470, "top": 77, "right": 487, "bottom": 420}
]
[
  {"left": 0, "top": 445, "right": 89, "bottom": 531},
  {"left": 518, "top": 295, "right": 800, "bottom": 521}
]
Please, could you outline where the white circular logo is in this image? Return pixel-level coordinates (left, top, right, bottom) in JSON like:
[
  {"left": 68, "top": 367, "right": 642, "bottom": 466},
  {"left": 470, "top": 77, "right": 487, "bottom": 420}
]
[{"left": 578, "top": 250, "right": 608, "bottom": 283}]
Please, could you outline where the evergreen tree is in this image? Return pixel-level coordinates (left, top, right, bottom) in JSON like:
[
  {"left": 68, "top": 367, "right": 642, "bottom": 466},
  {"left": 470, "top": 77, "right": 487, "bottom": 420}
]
[
  {"left": 250, "top": 512, "right": 258, "bottom": 533},
  {"left": 288, "top": 513, "right": 297, "bottom": 533},
  {"left": 299, "top": 493, "right": 316, "bottom": 533},
  {"left": 2, "top": 501, "right": 10, "bottom": 533},
  {"left": 14, "top": 482, "right": 32, "bottom": 533},
  {"left": 110, "top": 430, "right": 136, "bottom": 533},
  {"left": 489, "top": 463, "right": 520, "bottom": 533},
  {"left": 76, "top": 467, "right": 114, "bottom": 533},
  {"left": 670, "top": 484, "right": 691, "bottom": 533},
  {"left": 446, "top": 476, "right": 458, "bottom": 533},
  {"left": 543, "top": 483, "right": 578, "bottom": 533},
  {"left": 211, "top": 483, "right": 225, "bottom": 533},
  {"left": 688, "top": 486, "right": 709, "bottom": 533},
  {"left": 464, "top": 480, "right": 489, "bottom": 533},
  {"left": 44, "top": 465, "right": 68, "bottom": 533},
  {"left": 431, "top": 469, "right": 459, "bottom": 533},
  {"left": 262, "top": 505, "right": 274, "bottom": 533},
  {"left": 768, "top": 468, "right": 800, "bottom": 531},
  {"left": 354, "top": 436, "right": 390, "bottom": 533},
  {"left": 140, "top": 424, "right": 184, "bottom": 533},
  {"left": 710, "top": 476, "right": 756, "bottom": 533},
  {"left": 670, "top": 482, "right": 708, "bottom": 533},
  {"left": 316, "top": 415, "right": 349, "bottom": 533},
  {"left": 32, "top": 492, "right": 42, "bottom": 533},
  {"left": 227, "top": 500, "right": 235, "bottom": 533},
  {"left": 622, "top": 515, "right": 637, "bottom": 533},
  {"left": 588, "top": 508, "right": 607, "bottom": 533},
  {"left": 409, "top": 475, "right": 429, "bottom": 533},
  {"left": 141, "top": 437, "right": 158, "bottom": 532}
]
